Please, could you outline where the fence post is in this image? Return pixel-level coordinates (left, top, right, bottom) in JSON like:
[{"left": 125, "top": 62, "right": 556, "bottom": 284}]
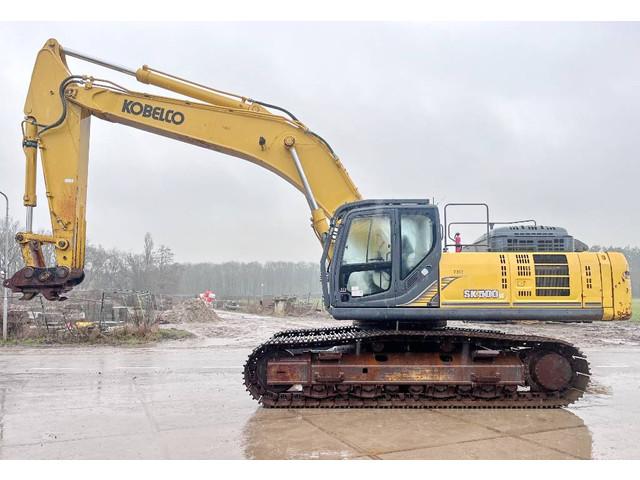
[
  {"left": 39, "top": 296, "right": 49, "bottom": 333},
  {"left": 99, "top": 291, "right": 105, "bottom": 331}
]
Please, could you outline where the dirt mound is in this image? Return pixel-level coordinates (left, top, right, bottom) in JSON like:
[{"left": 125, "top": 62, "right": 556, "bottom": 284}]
[{"left": 157, "top": 298, "right": 220, "bottom": 324}]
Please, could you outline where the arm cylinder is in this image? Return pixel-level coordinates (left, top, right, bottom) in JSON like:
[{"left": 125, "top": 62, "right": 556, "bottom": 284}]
[
  {"left": 136, "top": 66, "right": 256, "bottom": 111},
  {"left": 62, "top": 47, "right": 136, "bottom": 77},
  {"left": 60, "top": 45, "right": 260, "bottom": 112}
]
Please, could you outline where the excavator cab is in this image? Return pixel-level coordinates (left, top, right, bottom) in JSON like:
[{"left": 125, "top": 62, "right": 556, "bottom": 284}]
[{"left": 322, "top": 200, "right": 442, "bottom": 324}]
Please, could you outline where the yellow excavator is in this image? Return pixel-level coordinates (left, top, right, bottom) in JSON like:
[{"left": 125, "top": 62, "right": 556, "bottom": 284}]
[{"left": 5, "top": 39, "right": 632, "bottom": 408}]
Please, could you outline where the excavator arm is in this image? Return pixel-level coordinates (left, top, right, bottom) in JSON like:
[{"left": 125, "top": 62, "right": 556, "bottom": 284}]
[{"left": 6, "top": 39, "right": 362, "bottom": 300}]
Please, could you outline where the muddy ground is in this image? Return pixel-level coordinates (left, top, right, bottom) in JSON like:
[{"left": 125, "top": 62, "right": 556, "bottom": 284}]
[
  {"left": 177, "top": 311, "right": 640, "bottom": 351},
  {"left": 0, "top": 311, "right": 638, "bottom": 459}
]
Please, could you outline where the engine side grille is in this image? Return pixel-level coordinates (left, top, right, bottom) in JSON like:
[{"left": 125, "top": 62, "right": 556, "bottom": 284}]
[{"left": 533, "top": 254, "right": 570, "bottom": 297}]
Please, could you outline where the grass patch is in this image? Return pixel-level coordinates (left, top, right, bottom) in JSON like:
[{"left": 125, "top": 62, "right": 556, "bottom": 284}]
[
  {"left": 0, "top": 325, "right": 195, "bottom": 346},
  {"left": 103, "top": 326, "right": 195, "bottom": 345},
  {"left": 155, "top": 327, "right": 195, "bottom": 341},
  {"left": 632, "top": 299, "right": 640, "bottom": 322}
]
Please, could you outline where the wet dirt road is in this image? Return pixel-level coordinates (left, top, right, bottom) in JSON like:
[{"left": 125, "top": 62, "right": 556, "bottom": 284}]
[{"left": 0, "top": 311, "right": 638, "bottom": 459}]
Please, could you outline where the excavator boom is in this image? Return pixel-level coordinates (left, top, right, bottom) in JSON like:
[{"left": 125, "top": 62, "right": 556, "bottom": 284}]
[{"left": 6, "top": 39, "right": 361, "bottom": 300}]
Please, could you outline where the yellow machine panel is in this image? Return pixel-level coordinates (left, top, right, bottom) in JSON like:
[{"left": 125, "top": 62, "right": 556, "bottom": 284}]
[
  {"left": 608, "top": 251, "right": 632, "bottom": 320},
  {"left": 438, "top": 251, "right": 632, "bottom": 321}
]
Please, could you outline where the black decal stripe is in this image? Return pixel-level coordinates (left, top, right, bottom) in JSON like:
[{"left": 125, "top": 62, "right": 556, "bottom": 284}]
[{"left": 512, "top": 302, "right": 582, "bottom": 307}]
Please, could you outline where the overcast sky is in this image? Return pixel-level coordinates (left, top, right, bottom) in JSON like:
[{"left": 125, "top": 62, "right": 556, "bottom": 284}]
[{"left": 0, "top": 22, "right": 638, "bottom": 263}]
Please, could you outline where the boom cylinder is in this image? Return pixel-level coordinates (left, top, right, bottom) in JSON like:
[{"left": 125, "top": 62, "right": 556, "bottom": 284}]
[
  {"left": 288, "top": 144, "right": 318, "bottom": 211},
  {"left": 285, "top": 139, "right": 330, "bottom": 239}
]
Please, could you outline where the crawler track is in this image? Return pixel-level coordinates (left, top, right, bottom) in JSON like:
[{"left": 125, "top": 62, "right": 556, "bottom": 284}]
[{"left": 243, "top": 325, "right": 590, "bottom": 408}]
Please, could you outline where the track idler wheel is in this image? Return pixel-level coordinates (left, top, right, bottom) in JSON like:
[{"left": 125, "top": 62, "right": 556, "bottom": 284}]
[{"left": 530, "top": 351, "right": 573, "bottom": 391}]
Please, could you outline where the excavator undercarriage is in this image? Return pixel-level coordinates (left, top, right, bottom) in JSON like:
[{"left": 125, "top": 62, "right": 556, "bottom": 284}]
[{"left": 244, "top": 324, "right": 590, "bottom": 408}]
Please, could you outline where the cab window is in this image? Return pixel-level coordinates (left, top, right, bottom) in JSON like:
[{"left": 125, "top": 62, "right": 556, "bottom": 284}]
[
  {"left": 340, "top": 215, "right": 391, "bottom": 297},
  {"left": 400, "top": 213, "right": 434, "bottom": 279}
]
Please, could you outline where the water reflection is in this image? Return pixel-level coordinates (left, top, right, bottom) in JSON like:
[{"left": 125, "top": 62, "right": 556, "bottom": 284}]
[{"left": 242, "top": 407, "right": 592, "bottom": 459}]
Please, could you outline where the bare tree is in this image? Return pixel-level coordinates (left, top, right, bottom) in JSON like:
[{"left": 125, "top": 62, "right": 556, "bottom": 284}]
[{"left": 0, "top": 217, "right": 22, "bottom": 278}]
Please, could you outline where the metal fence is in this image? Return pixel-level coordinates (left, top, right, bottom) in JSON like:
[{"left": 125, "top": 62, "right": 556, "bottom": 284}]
[{"left": 5, "top": 290, "right": 176, "bottom": 337}]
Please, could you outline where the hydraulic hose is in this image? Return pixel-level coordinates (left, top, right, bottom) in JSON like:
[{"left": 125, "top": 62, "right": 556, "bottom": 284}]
[{"left": 37, "top": 75, "right": 85, "bottom": 136}]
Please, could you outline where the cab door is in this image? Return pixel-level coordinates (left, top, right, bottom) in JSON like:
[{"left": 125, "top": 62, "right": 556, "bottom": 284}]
[
  {"left": 332, "top": 210, "right": 398, "bottom": 307},
  {"left": 394, "top": 207, "right": 441, "bottom": 307}
]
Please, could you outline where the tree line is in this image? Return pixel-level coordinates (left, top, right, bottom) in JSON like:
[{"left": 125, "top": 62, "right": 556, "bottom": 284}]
[
  {"left": 79, "top": 233, "right": 321, "bottom": 296},
  {"left": 0, "top": 218, "right": 321, "bottom": 297}
]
